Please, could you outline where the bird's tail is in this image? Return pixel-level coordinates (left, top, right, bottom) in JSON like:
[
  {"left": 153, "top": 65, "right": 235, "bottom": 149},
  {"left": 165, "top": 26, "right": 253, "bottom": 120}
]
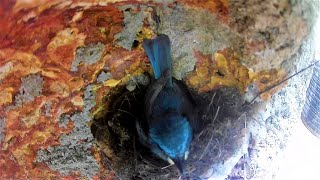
[{"left": 143, "top": 34, "right": 172, "bottom": 85}]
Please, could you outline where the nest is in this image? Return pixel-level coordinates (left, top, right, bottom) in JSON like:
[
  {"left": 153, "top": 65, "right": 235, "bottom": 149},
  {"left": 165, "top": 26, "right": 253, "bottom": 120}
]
[{"left": 91, "top": 75, "right": 253, "bottom": 180}]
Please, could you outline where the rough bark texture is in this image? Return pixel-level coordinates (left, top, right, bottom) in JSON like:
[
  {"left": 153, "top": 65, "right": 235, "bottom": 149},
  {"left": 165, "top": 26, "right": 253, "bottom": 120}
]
[{"left": 0, "top": 0, "right": 318, "bottom": 179}]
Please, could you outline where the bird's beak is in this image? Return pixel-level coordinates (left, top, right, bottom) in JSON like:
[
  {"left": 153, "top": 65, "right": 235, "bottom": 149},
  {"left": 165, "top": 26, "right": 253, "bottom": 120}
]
[{"left": 173, "top": 157, "right": 186, "bottom": 174}]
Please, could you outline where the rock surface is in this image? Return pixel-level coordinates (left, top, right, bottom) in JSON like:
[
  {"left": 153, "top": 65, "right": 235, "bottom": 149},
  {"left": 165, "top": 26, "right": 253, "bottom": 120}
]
[{"left": 0, "top": 0, "right": 318, "bottom": 179}]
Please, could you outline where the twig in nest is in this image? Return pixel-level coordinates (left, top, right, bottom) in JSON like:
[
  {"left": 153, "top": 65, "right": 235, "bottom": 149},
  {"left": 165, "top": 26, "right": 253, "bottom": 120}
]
[
  {"left": 216, "top": 138, "right": 223, "bottom": 159},
  {"left": 199, "top": 133, "right": 214, "bottom": 160},
  {"left": 205, "top": 92, "right": 216, "bottom": 115},
  {"left": 161, "top": 163, "right": 174, "bottom": 169},
  {"left": 194, "top": 129, "right": 205, "bottom": 141},
  {"left": 131, "top": 75, "right": 145, "bottom": 93},
  {"left": 141, "top": 156, "right": 159, "bottom": 168},
  {"left": 111, "top": 91, "right": 129, "bottom": 109},
  {"left": 121, "top": 95, "right": 132, "bottom": 109},
  {"left": 118, "top": 109, "right": 139, "bottom": 120},
  {"left": 131, "top": 90, "right": 138, "bottom": 101},
  {"left": 211, "top": 106, "right": 220, "bottom": 124},
  {"left": 194, "top": 99, "right": 221, "bottom": 143},
  {"left": 92, "top": 119, "right": 108, "bottom": 129},
  {"left": 206, "top": 138, "right": 220, "bottom": 160}
]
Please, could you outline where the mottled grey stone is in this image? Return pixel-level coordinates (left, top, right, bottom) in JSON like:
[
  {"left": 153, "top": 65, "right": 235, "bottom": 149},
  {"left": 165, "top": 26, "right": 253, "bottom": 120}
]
[
  {"left": 15, "top": 74, "right": 43, "bottom": 106},
  {"left": 71, "top": 42, "right": 105, "bottom": 72},
  {"left": 97, "top": 71, "right": 113, "bottom": 83},
  {"left": 58, "top": 113, "right": 70, "bottom": 128},
  {"left": 83, "top": 84, "right": 96, "bottom": 113},
  {"left": 44, "top": 100, "right": 52, "bottom": 117},
  {"left": 126, "top": 74, "right": 150, "bottom": 91},
  {"left": 0, "top": 118, "right": 5, "bottom": 142},
  {"left": 114, "top": 6, "right": 146, "bottom": 50},
  {"left": 36, "top": 145, "right": 99, "bottom": 177},
  {"left": 158, "top": 5, "right": 241, "bottom": 79},
  {"left": 36, "top": 85, "right": 99, "bottom": 177}
]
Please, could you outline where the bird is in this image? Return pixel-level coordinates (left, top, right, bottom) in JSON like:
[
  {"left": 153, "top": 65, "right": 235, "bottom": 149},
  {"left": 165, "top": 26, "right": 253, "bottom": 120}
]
[{"left": 136, "top": 34, "right": 198, "bottom": 174}]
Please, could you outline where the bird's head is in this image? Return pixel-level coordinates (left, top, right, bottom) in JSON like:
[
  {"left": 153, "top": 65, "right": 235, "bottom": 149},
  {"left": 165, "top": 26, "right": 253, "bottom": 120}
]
[{"left": 149, "top": 114, "right": 192, "bottom": 174}]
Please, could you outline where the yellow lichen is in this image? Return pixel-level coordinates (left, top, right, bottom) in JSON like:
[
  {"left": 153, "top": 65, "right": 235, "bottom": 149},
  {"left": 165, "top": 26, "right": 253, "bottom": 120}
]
[
  {"left": 251, "top": 68, "right": 287, "bottom": 100},
  {"left": 21, "top": 107, "right": 41, "bottom": 128},
  {"left": 71, "top": 95, "right": 84, "bottom": 107},
  {"left": 187, "top": 49, "right": 251, "bottom": 93},
  {"left": 0, "top": 87, "right": 14, "bottom": 105},
  {"left": 49, "top": 81, "right": 70, "bottom": 97},
  {"left": 136, "top": 27, "right": 156, "bottom": 49},
  {"left": 187, "top": 49, "right": 287, "bottom": 101},
  {"left": 104, "top": 79, "right": 122, "bottom": 87}
]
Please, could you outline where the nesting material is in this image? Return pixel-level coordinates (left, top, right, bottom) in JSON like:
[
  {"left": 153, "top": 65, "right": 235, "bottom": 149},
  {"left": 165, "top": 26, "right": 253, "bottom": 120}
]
[
  {"left": 188, "top": 88, "right": 251, "bottom": 179},
  {"left": 92, "top": 76, "right": 255, "bottom": 179}
]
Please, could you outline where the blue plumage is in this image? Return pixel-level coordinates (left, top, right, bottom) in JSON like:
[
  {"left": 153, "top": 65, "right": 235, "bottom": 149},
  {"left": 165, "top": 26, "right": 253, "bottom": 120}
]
[
  {"left": 138, "top": 34, "right": 197, "bottom": 174},
  {"left": 143, "top": 34, "right": 172, "bottom": 85},
  {"left": 149, "top": 115, "right": 192, "bottom": 158}
]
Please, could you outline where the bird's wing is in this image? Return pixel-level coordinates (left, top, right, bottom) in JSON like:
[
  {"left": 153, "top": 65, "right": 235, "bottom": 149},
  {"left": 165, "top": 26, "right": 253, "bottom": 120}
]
[
  {"left": 144, "top": 70, "right": 172, "bottom": 120},
  {"left": 172, "top": 79, "right": 200, "bottom": 132},
  {"left": 136, "top": 120, "right": 170, "bottom": 161}
]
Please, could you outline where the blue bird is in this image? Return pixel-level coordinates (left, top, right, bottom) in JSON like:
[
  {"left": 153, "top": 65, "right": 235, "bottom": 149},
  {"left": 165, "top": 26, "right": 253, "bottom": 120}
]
[{"left": 136, "top": 34, "right": 197, "bottom": 174}]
